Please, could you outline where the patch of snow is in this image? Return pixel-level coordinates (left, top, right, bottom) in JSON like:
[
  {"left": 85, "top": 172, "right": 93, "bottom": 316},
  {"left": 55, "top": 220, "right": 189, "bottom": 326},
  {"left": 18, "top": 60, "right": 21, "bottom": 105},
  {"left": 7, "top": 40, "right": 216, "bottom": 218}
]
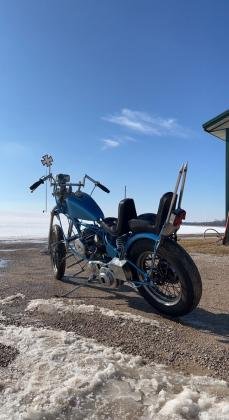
[
  {"left": 0, "top": 249, "right": 17, "bottom": 252},
  {"left": 0, "top": 293, "right": 25, "bottom": 306},
  {"left": 0, "top": 237, "right": 47, "bottom": 243},
  {"left": 26, "top": 298, "right": 160, "bottom": 327},
  {"left": 26, "top": 299, "right": 95, "bottom": 315},
  {"left": 98, "top": 306, "right": 160, "bottom": 326},
  {"left": 0, "top": 311, "right": 6, "bottom": 321},
  {"left": 0, "top": 323, "right": 228, "bottom": 420}
]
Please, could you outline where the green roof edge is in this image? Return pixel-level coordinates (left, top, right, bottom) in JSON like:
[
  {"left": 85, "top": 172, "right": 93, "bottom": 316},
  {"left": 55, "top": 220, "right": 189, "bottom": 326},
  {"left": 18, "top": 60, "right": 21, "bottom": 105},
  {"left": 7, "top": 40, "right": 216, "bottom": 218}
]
[{"left": 202, "top": 109, "right": 229, "bottom": 131}]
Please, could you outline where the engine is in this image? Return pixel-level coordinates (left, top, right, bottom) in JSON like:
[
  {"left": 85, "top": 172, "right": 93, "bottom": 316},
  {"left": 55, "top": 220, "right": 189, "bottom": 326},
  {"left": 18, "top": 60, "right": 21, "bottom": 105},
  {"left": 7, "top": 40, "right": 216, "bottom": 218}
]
[
  {"left": 74, "top": 228, "right": 132, "bottom": 289},
  {"left": 74, "top": 228, "right": 106, "bottom": 260},
  {"left": 87, "top": 257, "right": 132, "bottom": 288}
]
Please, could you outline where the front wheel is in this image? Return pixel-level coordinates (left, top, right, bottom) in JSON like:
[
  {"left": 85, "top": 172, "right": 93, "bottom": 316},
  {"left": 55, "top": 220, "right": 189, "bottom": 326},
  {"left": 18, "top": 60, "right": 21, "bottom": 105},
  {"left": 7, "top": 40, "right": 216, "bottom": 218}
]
[
  {"left": 129, "top": 238, "right": 202, "bottom": 317},
  {"left": 49, "top": 224, "right": 66, "bottom": 280}
]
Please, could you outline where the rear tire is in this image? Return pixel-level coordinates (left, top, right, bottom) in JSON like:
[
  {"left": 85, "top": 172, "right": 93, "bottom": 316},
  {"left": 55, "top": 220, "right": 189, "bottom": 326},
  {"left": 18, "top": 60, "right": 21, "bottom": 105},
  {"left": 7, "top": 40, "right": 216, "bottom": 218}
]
[
  {"left": 49, "top": 224, "right": 66, "bottom": 280},
  {"left": 128, "top": 238, "right": 202, "bottom": 317}
]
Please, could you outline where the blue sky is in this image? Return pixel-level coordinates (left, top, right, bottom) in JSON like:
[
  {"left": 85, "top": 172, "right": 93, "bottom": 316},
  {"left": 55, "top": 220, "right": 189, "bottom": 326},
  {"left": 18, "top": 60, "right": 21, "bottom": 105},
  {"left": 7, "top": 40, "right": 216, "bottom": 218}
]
[{"left": 0, "top": 0, "right": 229, "bottom": 221}]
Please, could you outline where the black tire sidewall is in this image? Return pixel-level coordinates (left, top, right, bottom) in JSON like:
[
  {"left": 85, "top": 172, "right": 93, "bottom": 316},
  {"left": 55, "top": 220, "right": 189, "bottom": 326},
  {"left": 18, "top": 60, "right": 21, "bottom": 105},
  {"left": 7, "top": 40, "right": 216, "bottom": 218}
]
[
  {"left": 50, "top": 225, "right": 66, "bottom": 280},
  {"left": 128, "top": 238, "right": 202, "bottom": 317}
]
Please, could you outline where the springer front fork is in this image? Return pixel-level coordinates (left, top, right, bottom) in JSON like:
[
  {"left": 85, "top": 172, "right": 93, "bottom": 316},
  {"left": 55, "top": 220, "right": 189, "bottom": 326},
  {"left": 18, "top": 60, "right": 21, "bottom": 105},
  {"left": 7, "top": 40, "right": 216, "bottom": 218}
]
[{"left": 47, "top": 207, "right": 56, "bottom": 252}]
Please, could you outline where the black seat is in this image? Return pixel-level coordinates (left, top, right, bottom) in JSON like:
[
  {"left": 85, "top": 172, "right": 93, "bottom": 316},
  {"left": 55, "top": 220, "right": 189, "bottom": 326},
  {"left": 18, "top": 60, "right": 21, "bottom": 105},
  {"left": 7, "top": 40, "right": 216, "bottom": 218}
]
[
  {"left": 137, "top": 213, "right": 157, "bottom": 224},
  {"left": 129, "top": 192, "right": 175, "bottom": 235},
  {"left": 101, "top": 198, "right": 137, "bottom": 236}
]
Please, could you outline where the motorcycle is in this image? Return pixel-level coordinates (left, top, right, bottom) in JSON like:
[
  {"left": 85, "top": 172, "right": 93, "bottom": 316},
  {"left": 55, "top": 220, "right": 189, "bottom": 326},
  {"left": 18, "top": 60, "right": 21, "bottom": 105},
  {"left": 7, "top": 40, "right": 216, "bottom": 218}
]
[{"left": 30, "top": 155, "right": 202, "bottom": 317}]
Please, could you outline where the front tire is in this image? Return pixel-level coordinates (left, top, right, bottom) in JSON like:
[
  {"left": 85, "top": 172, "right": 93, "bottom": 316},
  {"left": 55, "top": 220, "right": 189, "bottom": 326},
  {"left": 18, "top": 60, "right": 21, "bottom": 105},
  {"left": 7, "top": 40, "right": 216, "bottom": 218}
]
[
  {"left": 129, "top": 238, "right": 202, "bottom": 317},
  {"left": 49, "top": 224, "right": 66, "bottom": 280}
]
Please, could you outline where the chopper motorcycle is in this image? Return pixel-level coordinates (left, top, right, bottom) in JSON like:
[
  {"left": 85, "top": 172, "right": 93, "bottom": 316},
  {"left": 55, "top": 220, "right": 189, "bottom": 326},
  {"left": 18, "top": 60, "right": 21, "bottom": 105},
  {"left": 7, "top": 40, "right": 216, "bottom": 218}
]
[{"left": 30, "top": 155, "right": 202, "bottom": 317}]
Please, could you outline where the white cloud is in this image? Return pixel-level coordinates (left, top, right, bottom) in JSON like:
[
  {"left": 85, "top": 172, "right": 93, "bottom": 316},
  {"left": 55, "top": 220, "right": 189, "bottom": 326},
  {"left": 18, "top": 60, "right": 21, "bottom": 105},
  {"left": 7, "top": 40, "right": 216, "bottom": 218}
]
[
  {"left": 101, "top": 139, "right": 120, "bottom": 150},
  {"left": 103, "top": 108, "right": 191, "bottom": 138},
  {"left": 101, "top": 136, "right": 137, "bottom": 150}
]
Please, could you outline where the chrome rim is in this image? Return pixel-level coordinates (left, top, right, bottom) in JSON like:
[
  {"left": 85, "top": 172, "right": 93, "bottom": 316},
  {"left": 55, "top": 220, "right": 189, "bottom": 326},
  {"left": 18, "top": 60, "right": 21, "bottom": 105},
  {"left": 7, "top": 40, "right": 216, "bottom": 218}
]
[{"left": 138, "top": 251, "right": 182, "bottom": 306}]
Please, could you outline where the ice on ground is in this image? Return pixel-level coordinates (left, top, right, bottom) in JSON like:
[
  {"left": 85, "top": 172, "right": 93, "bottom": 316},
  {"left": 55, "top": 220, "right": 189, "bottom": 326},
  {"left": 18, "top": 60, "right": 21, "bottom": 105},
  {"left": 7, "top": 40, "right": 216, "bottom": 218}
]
[
  {"left": 0, "top": 323, "right": 228, "bottom": 420},
  {"left": 26, "top": 298, "right": 160, "bottom": 327},
  {"left": 0, "top": 293, "right": 25, "bottom": 305},
  {"left": 0, "top": 259, "right": 9, "bottom": 269}
]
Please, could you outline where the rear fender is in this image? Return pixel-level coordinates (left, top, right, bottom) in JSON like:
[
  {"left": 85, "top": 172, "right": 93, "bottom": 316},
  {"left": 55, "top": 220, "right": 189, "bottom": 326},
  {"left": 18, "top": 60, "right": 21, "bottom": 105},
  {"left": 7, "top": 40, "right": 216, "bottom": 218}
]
[{"left": 125, "top": 232, "right": 159, "bottom": 255}]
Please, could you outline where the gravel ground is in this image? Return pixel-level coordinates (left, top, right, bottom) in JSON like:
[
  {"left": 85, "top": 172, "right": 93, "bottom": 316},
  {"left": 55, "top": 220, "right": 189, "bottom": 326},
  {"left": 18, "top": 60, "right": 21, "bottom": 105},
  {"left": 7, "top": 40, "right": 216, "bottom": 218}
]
[
  {"left": 0, "top": 343, "right": 18, "bottom": 367},
  {"left": 0, "top": 240, "right": 228, "bottom": 381}
]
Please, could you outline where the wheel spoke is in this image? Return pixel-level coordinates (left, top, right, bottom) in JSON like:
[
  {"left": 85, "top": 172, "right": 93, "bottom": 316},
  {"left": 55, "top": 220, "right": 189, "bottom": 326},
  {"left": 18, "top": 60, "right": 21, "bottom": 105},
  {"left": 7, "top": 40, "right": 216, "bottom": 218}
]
[{"left": 139, "top": 251, "right": 182, "bottom": 304}]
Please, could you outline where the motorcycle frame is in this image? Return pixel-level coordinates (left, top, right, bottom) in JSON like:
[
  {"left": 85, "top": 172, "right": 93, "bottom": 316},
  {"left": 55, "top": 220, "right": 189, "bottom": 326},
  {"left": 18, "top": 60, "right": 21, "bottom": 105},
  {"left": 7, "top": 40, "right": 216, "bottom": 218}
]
[
  {"left": 48, "top": 203, "right": 156, "bottom": 286},
  {"left": 46, "top": 163, "right": 188, "bottom": 288}
]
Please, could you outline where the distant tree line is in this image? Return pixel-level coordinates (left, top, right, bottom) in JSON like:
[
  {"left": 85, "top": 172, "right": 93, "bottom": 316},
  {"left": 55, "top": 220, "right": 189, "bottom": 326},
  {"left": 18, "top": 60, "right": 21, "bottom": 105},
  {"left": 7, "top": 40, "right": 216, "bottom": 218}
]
[{"left": 184, "top": 220, "right": 225, "bottom": 226}]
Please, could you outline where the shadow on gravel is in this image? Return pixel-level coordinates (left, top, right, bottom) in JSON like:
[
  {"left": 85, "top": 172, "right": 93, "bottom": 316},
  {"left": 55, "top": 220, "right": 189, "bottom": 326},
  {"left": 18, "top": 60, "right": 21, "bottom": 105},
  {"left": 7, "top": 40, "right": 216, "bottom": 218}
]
[
  {"left": 57, "top": 276, "right": 157, "bottom": 313},
  {"left": 181, "top": 309, "right": 229, "bottom": 342}
]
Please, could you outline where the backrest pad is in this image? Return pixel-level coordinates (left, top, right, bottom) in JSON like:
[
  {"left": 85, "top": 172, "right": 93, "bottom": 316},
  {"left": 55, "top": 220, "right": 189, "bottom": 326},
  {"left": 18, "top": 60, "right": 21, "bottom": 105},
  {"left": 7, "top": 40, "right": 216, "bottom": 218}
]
[
  {"left": 116, "top": 198, "right": 137, "bottom": 235},
  {"left": 154, "top": 192, "right": 177, "bottom": 233}
]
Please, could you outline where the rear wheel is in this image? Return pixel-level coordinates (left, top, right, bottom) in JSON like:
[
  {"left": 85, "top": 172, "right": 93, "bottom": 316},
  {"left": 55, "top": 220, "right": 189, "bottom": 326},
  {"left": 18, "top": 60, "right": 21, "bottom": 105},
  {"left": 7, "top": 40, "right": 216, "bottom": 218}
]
[
  {"left": 129, "top": 238, "right": 202, "bottom": 317},
  {"left": 49, "top": 224, "right": 66, "bottom": 280}
]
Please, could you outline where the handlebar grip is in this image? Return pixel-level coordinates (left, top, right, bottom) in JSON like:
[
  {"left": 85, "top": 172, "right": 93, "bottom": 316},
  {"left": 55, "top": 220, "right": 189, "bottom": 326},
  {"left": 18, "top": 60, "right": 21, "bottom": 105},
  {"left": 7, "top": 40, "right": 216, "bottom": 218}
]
[
  {"left": 97, "top": 182, "right": 110, "bottom": 193},
  {"left": 30, "top": 178, "right": 44, "bottom": 192}
]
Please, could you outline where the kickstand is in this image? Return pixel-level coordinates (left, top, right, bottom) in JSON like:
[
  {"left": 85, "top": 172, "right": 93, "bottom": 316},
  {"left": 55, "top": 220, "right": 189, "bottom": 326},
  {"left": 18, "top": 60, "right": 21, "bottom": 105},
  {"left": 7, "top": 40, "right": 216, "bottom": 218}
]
[{"left": 54, "top": 283, "right": 83, "bottom": 298}]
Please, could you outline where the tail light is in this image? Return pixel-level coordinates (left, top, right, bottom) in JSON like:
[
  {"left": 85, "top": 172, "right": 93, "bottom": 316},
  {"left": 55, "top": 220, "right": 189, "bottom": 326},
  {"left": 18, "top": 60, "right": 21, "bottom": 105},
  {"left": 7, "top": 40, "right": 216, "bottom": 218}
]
[
  {"left": 162, "top": 209, "right": 186, "bottom": 236},
  {"left": 171, "top": 209, "right": 186, "bottom": 227}
]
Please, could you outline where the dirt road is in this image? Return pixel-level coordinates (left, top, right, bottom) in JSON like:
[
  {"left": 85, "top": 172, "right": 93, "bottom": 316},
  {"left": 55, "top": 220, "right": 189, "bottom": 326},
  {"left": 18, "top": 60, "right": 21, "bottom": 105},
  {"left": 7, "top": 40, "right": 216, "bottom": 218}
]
[{"left": 0, "top": 240, "right": 228, "bottom": 382}]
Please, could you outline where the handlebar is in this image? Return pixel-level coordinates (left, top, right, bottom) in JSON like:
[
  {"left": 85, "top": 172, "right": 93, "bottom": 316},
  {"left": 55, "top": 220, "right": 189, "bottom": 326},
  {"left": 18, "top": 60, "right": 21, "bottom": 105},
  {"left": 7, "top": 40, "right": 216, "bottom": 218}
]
[
  {"left": 29, "top": 173, "right": 110, "bottom": 194},
  {"left": 96, "top": 182, "right": 110, "bottom": 193},
  {"left": 30, "top": 178, "right": 44, "bottom": 192},
  {"left": 85, "top": 174, "right": 110, "bottom": 193}
]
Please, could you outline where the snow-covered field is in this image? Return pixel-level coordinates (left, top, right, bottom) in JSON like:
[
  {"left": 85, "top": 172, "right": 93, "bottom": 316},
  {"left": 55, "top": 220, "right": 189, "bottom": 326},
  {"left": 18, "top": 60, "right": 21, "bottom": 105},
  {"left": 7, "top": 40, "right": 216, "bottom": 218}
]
[
  {"left": 179, "top": 225, "right": 225, "bottom": 235},
  {"left": 0, "top": 210, "right": 225, "bottom": 240},
  {"left": 0, "top": 211, "right": 50, "bottom": 240}
]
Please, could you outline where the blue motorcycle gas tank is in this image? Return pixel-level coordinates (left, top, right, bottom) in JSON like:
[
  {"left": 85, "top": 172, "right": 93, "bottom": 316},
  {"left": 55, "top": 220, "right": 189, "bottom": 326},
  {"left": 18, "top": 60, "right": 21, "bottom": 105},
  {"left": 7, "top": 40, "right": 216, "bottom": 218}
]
[{"left": 65, "top": 192, "right": 104, "bottom": 221}]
